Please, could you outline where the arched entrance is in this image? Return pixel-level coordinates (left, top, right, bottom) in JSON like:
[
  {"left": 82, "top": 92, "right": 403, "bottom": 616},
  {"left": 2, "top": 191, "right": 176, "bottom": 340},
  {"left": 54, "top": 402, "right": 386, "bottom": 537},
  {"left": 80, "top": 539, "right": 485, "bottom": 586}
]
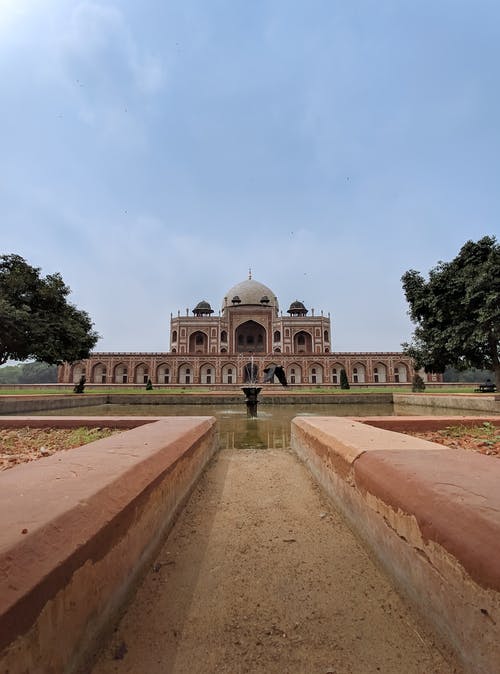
[
  {"left": 331, "top": 363, "right": 345, "bottom": 384},
  {"left": 373, "top": 362, "right": 387, "bottom": 383},
  {"left": 235, "top": 320, "right": 266, "bottom": 353},
  {"left": 134, "top": 363, "right": 149, "bottom": 384},
  {"left": 189, "top": 331, "right": 208, "bottom": 354},
  {"left": 71, "top": 363, "right": 86, "bottom": 383},
  {"left": 113, "top": 363, "right": 128, "bottom": 384},
  {"left": 309, "top": 363, "right": 323, "bottom": 384},
  {"left": 200, "top": 363, "right": 215, "bottom": 384},
  {"left": 157, "top": 364, "right": 170, "bottom": 384},
  {"left": 352, "top": 363, "right": 366, "bottom": 383},
  {"left": 91, "top": 363, "right": 106, "bottom": 384},
  {"left": 222, "top": 363, "right": 236, "bottom": 384},
  {"left": 394, "top": 363, "right": 408, "bottom": 383},
  {"left": 287, "top": 363, "right": 302, "bottom": 384},
  {"left": 294, "top": 330, "right": 312, "bottom": 353},
  {"left": 178, "top": 363, "right": 193, "bottom": 385}
]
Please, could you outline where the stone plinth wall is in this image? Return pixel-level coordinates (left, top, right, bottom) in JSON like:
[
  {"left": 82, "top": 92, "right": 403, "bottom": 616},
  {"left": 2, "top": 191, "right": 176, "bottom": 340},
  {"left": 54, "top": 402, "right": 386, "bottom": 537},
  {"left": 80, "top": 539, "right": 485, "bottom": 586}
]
[
  {"left": 2, "top": 392, "right": 498, "bottom": 417},
  {"left": 0, "top": 416, "right": 218, "bottom": 674},
  {"left": 356, "top": 415, "right": 500, "bottom": 433},
  {"left": 291, "top": 416, "right": 500, "bottom": 674},
  {"left": 394, "top": 392, "right": 500, "bottom": 414},
  {"left": 0, "top": 394, "right": 109, "bottom": 415}
]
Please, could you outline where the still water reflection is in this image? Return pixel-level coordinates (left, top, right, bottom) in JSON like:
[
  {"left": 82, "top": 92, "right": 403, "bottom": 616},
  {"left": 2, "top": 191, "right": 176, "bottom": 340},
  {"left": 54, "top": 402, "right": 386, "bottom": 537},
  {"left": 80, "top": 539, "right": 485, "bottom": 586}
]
[{"left": 28, "top": 402, "right": 485, "bottom": 450}]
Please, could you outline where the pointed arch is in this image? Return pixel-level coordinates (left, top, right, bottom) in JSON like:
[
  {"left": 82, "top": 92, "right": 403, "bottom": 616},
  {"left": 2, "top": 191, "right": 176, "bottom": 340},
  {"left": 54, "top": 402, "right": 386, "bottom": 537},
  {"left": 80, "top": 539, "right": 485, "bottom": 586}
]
[
  {"left": 351, "top": 362, "right": 366, "bottom": 384},
  {"left": 134, "top": 362, "right": 149, "bottom": 384},
  {"left": 178, "top": 362, "right": 194, "bottom": 385},
  {"left": 287, "top": 363, "right": 302, "bottom": 384},
  {"left": 113, "top": 363, "right": 128, "bottom": 384},
  {"left": 91, "top": 362, "right": 106, "bottom": 384},
  {"left": 189, "top": 330, "right": 208, "bottom": 354},
  {"left": 235, "top": 320, "right": 266, "bottom": 353},
  {"left": 293, "top": 330, "right": 312, "bottom": 353},
  {"left": 331, "top": 362, "right": 345, "bottom": 385},
  {"left": 373, "top": 362, "right": 388, "bottom": 383},
  {"left": 308, "top": 362, "right": 323, "bottom": 384},
  {"left": 156, "top": 363, "right": 170, "bottom": 385},
  {"left": 222, "top": 362, "right": 237, "bottom": 384},
  {"left": 394, "top": 362, "right": 408, "bottom": 383},
  {"left": 200, "top": 362, "right": 216, "bottom": 384}
]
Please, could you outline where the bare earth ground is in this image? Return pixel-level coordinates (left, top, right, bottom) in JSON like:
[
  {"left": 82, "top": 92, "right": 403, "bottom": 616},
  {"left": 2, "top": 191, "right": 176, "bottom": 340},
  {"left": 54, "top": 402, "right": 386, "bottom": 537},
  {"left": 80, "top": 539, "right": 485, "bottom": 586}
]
[
  {"left": 91, "top": 448, "right": 462, "bottom": 674},
  {"left": 0, "top": 427, "right": 119, "bottom": 470},
  {"left": 409, "top": 425, "right": 499, "bottom": 457}
]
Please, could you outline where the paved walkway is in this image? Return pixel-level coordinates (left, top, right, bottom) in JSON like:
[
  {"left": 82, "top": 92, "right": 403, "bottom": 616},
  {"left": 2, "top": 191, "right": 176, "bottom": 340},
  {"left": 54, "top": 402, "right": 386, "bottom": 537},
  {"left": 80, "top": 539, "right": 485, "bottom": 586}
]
[{"left": 92, "top": 448, "right": 461, "bottom": 674}]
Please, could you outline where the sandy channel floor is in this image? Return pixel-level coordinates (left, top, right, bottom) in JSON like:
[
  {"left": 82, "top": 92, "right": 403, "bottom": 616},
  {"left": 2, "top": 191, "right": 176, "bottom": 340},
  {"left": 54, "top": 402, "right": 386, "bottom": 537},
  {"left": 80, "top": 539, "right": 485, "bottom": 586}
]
[{"left": 92, "top": 448, "right": 462, "bottom": 674}]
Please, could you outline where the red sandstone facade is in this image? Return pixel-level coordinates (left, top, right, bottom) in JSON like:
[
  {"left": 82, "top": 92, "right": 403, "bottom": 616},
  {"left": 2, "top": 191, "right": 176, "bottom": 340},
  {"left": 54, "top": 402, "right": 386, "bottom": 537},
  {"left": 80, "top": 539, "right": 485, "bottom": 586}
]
[{"left": 58, "top": 276, "right": 431, "bottom": 386}]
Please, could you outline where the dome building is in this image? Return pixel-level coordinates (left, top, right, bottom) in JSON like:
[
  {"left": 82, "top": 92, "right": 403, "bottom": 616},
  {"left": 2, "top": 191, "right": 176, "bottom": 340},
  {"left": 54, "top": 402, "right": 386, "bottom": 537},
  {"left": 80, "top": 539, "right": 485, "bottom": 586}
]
[{"left": 58, "top": 273, "right": 421, "bottom": 387}]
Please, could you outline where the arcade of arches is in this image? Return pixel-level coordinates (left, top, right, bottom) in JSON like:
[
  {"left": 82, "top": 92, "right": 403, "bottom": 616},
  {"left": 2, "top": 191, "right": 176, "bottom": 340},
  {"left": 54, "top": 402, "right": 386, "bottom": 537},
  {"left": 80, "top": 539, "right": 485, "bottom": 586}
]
[
  {"left": 59, "top": 276, "right": 433, "bottom": 386},
  {"left": 64, "top": 355, "right": 419, "bottom": 386}
]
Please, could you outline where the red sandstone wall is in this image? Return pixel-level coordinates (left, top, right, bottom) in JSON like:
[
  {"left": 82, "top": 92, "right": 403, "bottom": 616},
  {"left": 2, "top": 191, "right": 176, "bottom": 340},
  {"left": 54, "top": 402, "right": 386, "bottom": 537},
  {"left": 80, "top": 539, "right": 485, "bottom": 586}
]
[
  {"left": 291, "top": 416, "right": 500, "bottom": 674},
  {"left": 0, "top": 417, "right": 218, "bottom": 673}
]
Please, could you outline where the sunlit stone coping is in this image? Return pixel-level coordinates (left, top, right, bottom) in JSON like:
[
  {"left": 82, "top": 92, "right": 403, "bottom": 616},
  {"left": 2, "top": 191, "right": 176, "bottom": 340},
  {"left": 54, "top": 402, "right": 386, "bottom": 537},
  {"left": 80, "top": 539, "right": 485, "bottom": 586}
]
[
  {"left": 0, "top": 416, "right": 217, "bottom": 674},
  {"left": 291, "top": 415, "right": 500, "bottom": 674}
]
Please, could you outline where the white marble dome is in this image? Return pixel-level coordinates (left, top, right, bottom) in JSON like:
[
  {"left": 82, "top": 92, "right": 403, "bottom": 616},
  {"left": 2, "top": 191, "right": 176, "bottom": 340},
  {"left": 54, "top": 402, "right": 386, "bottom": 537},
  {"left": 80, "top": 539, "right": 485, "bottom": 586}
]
[{"left": 222, "top": 278, "right": 279, "bottom": 312}]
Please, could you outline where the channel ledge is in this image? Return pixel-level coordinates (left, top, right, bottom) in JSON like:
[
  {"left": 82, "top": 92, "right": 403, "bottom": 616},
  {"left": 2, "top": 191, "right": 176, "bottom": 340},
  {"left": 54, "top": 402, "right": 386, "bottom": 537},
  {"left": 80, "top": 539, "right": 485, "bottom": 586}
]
[
  {"left": 0, "top": 416, "right": 218, "bottom": 674},
  {"left": 291, "top": 416, "right": 500, "bottom": 674}
]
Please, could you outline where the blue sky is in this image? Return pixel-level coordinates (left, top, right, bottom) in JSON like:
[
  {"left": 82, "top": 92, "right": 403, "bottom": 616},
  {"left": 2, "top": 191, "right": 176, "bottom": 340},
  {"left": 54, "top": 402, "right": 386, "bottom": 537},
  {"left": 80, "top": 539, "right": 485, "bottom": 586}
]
[{"left": 1, "top": 0, "right": 498, "bottom": 352}]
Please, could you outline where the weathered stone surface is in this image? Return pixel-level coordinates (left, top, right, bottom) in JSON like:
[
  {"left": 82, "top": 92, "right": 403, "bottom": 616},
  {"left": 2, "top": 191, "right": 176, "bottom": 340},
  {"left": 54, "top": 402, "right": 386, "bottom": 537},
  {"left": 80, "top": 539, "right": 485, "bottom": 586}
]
[
  {"left": 291, "top": 416, "right": 500, "bottom": 674},
  {"left": 0, "top": 416, "right": 217, "bottom": 674}
]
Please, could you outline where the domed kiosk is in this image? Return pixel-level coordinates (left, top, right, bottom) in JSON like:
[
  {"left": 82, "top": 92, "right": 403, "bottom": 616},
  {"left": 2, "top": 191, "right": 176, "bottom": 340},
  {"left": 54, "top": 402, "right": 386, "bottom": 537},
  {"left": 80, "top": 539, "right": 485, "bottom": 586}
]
[{"left": 193, "top": 300, "right": 214, "bottom": 316}]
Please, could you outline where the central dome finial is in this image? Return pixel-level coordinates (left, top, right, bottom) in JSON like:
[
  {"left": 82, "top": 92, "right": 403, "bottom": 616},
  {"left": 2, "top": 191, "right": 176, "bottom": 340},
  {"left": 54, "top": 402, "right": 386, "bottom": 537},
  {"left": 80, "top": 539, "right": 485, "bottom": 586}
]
[{"left": 248, "top": 267, "right": 252, "bottom": 280}]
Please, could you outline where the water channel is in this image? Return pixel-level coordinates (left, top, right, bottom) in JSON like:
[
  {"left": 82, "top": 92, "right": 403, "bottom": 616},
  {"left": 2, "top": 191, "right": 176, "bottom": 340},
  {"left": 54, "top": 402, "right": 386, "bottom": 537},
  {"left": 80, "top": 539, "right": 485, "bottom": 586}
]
[{"left": 24, "top": 401, "right": 488, "bottom": 449}]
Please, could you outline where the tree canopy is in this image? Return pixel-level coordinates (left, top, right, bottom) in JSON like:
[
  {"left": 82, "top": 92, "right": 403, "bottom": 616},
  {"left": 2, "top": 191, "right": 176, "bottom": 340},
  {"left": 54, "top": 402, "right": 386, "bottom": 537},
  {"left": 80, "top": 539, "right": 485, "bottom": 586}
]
[
  {"left": 401, "top": 236, "right": 500, "bottom": 388},
  {"left": 0, "top": 254, "right": 99, "bottom": 366}
]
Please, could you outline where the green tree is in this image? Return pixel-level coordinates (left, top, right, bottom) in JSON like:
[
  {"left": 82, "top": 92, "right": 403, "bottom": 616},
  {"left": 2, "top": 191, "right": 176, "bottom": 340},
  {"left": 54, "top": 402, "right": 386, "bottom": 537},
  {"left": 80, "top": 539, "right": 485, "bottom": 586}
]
[
  {"left": 0, "top": 362, "right": 57, "bottom": 384},
  {"left": 402, "top": 236, "right": 500, "bottom": 389},
  {"left": 443, "top": 366, "right": 494, "bottom": 383},
  {"left": 0, "top": 364, "right": 21, "bottom": 384},
  {"left": 340, "top": 368, "right": 350, "bottom": 389},
  {"left": 0, "top": 254, "right": 99, "bottom": 365},
  {"left": 19, "top": 362, "right": 58, "bottom": 384}
]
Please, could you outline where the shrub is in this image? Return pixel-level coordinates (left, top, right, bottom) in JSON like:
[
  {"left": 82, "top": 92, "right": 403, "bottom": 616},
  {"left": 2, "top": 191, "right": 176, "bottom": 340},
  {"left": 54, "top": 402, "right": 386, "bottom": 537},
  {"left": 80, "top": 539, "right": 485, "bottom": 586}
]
[
  {"left": 73, "top": 375, "right": 86, "bottom": 394},
  {"left": 412, "top": 372, "right": 426, "bottom": 392},
  {"left": 340, "top": 369, "right": 350, "bottom": 389}
]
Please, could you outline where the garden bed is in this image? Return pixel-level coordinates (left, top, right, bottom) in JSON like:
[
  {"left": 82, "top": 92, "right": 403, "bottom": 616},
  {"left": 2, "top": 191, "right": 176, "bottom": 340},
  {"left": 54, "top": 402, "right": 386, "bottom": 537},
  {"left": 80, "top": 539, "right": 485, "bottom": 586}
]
[
  {"left": 0, "top": 427, "right": 120, "bottom": 470},
  {"left": 408, "top": 422, "right": 499, "bottom": 456}
]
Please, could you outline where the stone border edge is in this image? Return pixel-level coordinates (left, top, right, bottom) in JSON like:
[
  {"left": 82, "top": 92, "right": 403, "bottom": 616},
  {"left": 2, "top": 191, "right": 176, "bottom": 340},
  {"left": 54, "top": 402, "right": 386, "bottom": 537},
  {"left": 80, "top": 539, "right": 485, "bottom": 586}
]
[
  {"left": 291, "top": 415, "right": 500, "bottom": 674},
  {"left": 0, "top": 416, "right": 218, "bottom": 674}
]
